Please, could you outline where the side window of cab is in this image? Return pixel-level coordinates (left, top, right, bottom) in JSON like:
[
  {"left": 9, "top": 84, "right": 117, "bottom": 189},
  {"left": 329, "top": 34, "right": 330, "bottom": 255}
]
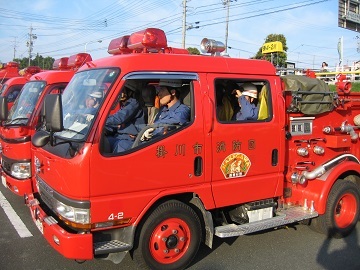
[
  {"left": 215, "top": 79, "right": 271, "bottom": 123},
  {"left": 101, "top": 77, "right": 193, "bottom": 155},
  {"left": 7, "top": 85, "right": 23, "bottom": 102}
]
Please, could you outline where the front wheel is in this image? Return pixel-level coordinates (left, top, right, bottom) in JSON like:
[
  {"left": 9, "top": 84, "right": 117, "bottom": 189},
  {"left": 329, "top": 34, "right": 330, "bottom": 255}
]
[
  {"left": 132, "top": 200, "right": 202, "bottom": 270},
  {"left": 310, "top": 180, "right": 360, "bottom": 238}
]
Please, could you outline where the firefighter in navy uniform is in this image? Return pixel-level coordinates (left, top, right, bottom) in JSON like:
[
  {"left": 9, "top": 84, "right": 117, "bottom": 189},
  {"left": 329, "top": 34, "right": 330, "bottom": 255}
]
[{"left": 106, "top": 82, "right": 145, "bottom": 153}]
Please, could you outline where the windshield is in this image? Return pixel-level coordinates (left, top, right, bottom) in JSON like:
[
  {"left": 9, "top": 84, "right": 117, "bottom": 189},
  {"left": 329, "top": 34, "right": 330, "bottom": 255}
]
[
  {"left": 6, "top": 81, "right": 46, "bottom": 125},
  {"left": 56, "top": 68, "right": 119, "bottom": 140}
]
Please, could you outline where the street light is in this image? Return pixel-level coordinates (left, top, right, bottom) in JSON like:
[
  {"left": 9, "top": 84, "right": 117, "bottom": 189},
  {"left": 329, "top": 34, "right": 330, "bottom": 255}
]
[{"left": 84, "top": 40, "right": 102, "bottom": 53}]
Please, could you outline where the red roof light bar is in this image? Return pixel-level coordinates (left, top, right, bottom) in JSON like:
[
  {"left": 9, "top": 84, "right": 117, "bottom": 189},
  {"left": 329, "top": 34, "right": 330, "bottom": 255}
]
[
  {"left": 68, "top": 53, "right": 92, "bottom": 69},
  {"left": 53, "top": 57, "right": 70, "bottom": 70},
  {"left": 127, "top": 28, "right": 167, "bottom": 52},
  {"left": 108, "top": 35, "right": 132, "bottom": 55}
]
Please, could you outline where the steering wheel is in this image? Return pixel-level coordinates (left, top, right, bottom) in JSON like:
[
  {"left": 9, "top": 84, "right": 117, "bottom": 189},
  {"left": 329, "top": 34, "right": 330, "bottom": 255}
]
[{"left": 131, "top": 123, "right": 181, "bottom": 148}]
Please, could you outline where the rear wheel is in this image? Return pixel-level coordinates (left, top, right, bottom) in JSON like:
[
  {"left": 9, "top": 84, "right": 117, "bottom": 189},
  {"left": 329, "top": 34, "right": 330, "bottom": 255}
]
[
  {"left": 310, "top": 180, "right": 360, "bottom": 238},
  {"left": 132, "top": 200, "right": 202, "bottom": 270}
]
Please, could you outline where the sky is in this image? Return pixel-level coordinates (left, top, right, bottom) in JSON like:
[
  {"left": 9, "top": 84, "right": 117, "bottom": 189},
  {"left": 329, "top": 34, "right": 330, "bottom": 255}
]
[{"left": 0, "top": 0, "right": 357, "bottom": 71}]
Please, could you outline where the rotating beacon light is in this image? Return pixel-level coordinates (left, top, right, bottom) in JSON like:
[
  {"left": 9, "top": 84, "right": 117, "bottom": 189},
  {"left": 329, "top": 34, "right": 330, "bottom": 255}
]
[
  {"left": 67, "top": 53, "right": 92, "bottom": 69},
  {"left": 108, "top": 35, "right": 132, "bottom": 55},
  {"left": 52, "top": 57, "right": 70, "bottom": 70},
  {"left": 127, "top": 28, "right": 167, "bottom": 53}
]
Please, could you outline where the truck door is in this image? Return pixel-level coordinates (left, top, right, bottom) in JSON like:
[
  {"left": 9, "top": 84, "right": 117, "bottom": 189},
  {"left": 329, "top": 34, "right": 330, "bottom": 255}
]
[
  {"left": 89, "top": 73, "right": 214, "bottom": 223},
  {"left": 207, "top": 74, "right": 285, "bottom": 208}
]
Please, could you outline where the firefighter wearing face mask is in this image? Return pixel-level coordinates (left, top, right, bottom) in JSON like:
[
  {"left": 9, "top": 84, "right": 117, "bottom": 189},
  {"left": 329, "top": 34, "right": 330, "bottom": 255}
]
[
  {"left": 141, "top": 79, "right": 190, "bottom": 141},
  {"left": 105, "top": 81, "right": 145, "bottom": 153}
]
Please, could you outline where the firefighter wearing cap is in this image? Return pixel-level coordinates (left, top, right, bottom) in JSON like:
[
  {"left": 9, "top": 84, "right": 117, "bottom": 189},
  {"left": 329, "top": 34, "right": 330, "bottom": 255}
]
[
  {"left": 85, "top": 91, "right": 103, "bottom": 110},
  {"left": 106, "top": 81, "right": 145, "bottom": 153},
  {"left": 141, "top": 79, "right": 190, "bottom": 141},
  {"left": 233, "top": 82, "right": 259, "bottom": 121}
]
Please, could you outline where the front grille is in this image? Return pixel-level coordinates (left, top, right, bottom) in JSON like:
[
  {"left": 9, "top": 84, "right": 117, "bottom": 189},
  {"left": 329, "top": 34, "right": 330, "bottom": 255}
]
[
  {"left": 36, "top": 175, "right": 56, "bottom": 211},
  {"left": 1, "top": 158, "right": 11, "bottom": 174}
]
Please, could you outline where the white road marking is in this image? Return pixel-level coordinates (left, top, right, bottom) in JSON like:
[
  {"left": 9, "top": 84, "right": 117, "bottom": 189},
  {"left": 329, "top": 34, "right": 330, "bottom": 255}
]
[{"left": 0, "top": 190, "right": 33, "bottom": 238}]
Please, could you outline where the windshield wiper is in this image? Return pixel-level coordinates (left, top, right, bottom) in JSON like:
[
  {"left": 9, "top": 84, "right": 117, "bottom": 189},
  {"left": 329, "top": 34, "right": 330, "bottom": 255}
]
[{"left": 4, "top": 117, "right": 28, "bottom": 126}]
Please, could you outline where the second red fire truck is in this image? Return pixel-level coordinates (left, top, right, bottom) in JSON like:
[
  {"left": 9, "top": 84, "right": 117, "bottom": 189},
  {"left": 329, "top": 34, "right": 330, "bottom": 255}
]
[
  {"left": 0, "top": 61, "right": 20, "bottom": 84},
  {"left": 23, "top": 28, "right": 360, "bottom": 270},
  {"left": 0, "top": 66, "right": 42, "bottom": 110},
  {"left": 0, "top": 53, "right": 92, "bottom": 196}
]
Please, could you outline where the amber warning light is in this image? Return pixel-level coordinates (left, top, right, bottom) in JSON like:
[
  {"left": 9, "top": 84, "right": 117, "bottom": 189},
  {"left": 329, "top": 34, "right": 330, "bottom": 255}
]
[{"left": 18, "top": 66, "right": 41, "bottom": 79}]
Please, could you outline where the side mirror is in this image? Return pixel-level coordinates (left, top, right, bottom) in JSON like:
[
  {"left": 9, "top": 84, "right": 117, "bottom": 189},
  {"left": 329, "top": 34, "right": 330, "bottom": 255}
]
[
  {"left": 31, "top": 130, "right": 50, "bottom": 147},
  {"left": 0, "top": 96, "right": 8, "bottom": 121},
  {"left": 44, "top": 94, "right": 63, "bottom": 132}
]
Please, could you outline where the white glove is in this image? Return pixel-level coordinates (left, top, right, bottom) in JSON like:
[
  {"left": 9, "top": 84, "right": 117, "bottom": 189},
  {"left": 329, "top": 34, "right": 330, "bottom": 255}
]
[
  {"left": 140, "top": 128, "right": 155, "bottom": 141},
  {"left": 85, "top": 114, "right": 94, "bottom": 122},
  {"left": 64, "top": 113, "right": 71, "bottom": 120}
]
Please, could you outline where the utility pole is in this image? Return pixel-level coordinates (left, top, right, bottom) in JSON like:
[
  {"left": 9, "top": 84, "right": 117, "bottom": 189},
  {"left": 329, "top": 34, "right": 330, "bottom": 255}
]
[
  {"left": 181, "top": 0, "right": 188, "bottom": 48},
  {"left": 26, "top": 25, "right": 37, "bottom": 66},
  {"left": 12, "top": 36, "right": 17, "bottom": 60},
  {"left": 222, "top": 0, "right": 236, "bottom": 53}
]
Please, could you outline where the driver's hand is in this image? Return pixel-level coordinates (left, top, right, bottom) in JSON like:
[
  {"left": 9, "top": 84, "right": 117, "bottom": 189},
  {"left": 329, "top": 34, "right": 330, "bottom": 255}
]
[
  {"left": 233, "top": 89, "right": 242, "bottom": 98},
  {"left": 85, "top": 114, "right": 94, "bottom": 122},
  {"left": 64, "top": 113, "right": 71, "bottom": 120},
  {"left": 140, "top": 128, "right": 155, "bottom": 141}
]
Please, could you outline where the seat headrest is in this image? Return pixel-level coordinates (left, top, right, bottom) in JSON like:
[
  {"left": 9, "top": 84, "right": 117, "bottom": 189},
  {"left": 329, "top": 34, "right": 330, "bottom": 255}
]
[
  {"left": 142, "top": 85, "right": 156, "bottom": 106},
  {"left": 179, "top": 85, "right": 190, "bottom": 107}
]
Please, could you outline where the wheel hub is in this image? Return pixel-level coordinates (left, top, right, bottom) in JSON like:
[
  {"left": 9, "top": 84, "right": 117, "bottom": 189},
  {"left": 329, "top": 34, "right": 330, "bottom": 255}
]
[
  {"left": 166, "top": 235, "right": 178, "bottom": 249},
  {"left": 149, "top": 218, "right": 191, "bottom": 264}
]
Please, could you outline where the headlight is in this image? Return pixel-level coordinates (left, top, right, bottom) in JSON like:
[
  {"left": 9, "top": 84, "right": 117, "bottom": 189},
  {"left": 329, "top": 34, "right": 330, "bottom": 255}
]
[
  {"left": 11, "top": 162, "right": 31, "bottom": 179},
  {"left": 55, "top": 200, "right": 90, "bottom": 224}
]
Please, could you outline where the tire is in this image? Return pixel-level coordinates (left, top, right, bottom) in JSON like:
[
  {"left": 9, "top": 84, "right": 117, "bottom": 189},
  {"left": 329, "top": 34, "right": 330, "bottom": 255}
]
[
  {"left": 132, "top": 200, "right": 202, "bottom": 270},
  {"left": 309, "top": 180, "right": 360, "bottom": 238}
]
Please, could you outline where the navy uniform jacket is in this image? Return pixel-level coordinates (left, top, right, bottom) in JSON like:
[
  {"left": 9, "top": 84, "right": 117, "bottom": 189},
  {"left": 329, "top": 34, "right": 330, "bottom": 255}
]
[
  {"left": 153, "top": 100, "right": 190, "bottom": 136},
  {"left": 235, "top": 96, "right": 259, "bottom": 121},
  {"left": 106, "top": 97, "right": 145, "bottom": 137}
]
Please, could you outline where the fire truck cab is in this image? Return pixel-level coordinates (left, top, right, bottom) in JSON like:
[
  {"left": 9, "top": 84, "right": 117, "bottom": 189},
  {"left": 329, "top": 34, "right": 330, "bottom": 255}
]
[
  {"left": 27, "top": 28, "right": 360, "bottom": 270},
  {"left": 0, "top": 53, "right": 92, "bottom": 196},
  {"left": 0, "top": 61, "right": 20, "bottom": 84},
  {"left": 0, "top": 66, "right": 42, "bottom": 110}
]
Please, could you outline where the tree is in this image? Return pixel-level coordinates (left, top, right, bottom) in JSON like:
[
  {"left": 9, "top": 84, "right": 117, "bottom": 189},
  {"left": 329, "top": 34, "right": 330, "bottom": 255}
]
[
  {"left": 13, "top": 54, "right": 55, "bottom": 70},
  {"left": 254, "top": 34, "right": 288, "bottom": 67},
  {"left": 187, "top": 47, "right": 200, "bottom": 55}
]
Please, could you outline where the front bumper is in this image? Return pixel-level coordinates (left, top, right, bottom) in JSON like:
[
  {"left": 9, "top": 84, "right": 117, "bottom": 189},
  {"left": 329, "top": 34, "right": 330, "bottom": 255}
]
[
  {"left": 26, "top": 193, "right": 94, "bottom": 260},
  {"left": 1, "top": 170, "right": 33, "bottom": 196}
]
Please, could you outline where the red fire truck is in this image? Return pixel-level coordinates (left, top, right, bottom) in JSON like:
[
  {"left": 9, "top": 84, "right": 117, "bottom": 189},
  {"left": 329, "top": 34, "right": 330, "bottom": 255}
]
[
  {"left": 26, "top": 28, "right": 360, "bottom": 270},
  {"left": 0, "top": 61, "right": 20, "bottom": 84},
  {"left": 0, "top": 53, "right": 92, "bottom": 196},
  {"left": 0, "top": 66, "right": 42, "bottom": 110}
]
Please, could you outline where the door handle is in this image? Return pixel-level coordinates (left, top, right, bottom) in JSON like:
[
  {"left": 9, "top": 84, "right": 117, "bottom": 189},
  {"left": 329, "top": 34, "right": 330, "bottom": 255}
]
[{"left": 194, "top": 156, "right": 203, "bottom": 176}]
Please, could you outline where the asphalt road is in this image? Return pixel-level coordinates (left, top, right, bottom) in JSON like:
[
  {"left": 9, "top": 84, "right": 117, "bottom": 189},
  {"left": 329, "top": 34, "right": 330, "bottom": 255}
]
[{"left": 1, "top": 185, "right": 360, "bottom": 270}]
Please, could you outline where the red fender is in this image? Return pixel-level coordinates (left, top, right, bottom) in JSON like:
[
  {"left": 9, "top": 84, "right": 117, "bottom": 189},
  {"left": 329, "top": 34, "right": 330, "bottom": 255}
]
[{"left": 298, "top": 161, "right": 360, "bottom": 214}]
